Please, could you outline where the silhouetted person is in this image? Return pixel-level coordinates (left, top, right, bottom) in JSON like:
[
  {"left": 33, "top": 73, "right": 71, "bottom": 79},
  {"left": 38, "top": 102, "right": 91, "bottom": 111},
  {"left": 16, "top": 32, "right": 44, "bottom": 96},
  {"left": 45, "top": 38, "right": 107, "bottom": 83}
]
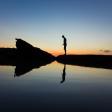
[
  {"left": 60, "top": 64, "right": 66, "bottom": 83},
  {"left": 62, "top": 35, "right": 67, "bottom": 55}
]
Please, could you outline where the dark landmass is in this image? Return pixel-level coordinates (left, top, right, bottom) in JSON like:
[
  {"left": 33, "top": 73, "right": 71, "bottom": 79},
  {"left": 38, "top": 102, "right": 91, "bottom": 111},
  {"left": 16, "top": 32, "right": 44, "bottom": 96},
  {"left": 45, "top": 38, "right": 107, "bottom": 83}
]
[
  {"left": 57, "top": 55, "right": 112, "bottom": 69},
  {"left": 0, "top": 39, "right": 55, "bottom": 65},
  {"left": 0, "top": 47, "right": 54, "bottom": 65},
  {"left": 0, "top": 39, "right": 55, "bottom": 76}
]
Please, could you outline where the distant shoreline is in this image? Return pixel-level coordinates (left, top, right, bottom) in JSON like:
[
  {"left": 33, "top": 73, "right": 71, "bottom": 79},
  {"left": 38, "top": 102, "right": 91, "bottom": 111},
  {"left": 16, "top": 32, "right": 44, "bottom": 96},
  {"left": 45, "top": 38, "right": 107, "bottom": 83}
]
[{"left": 57, "top": 55, "right": 112, "bottom": 69}]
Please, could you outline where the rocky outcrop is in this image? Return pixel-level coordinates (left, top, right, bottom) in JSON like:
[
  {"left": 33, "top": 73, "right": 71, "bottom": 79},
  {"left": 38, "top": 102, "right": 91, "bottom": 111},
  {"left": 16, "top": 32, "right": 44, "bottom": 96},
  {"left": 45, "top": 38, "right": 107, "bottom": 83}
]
[
  {"left": 0, "top": 39, "right": 55, "bottom": 66},
  {"left": 15, "top": 38, "right": 55, "bottom": 61}
]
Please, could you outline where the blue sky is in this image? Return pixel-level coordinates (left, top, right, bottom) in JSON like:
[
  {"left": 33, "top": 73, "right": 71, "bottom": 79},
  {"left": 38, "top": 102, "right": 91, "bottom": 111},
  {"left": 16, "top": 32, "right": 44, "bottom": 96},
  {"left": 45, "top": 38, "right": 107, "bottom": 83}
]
[{"left": 0, "top": 0, "right": 112, "bottom": 55}]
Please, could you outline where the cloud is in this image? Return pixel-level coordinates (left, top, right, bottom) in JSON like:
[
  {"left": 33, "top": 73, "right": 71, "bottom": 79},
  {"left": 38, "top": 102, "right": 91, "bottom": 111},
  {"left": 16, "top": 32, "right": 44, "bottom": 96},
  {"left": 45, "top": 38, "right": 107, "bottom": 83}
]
[{"left": 100, "top": 49, "right": 112, "bottom": 53}]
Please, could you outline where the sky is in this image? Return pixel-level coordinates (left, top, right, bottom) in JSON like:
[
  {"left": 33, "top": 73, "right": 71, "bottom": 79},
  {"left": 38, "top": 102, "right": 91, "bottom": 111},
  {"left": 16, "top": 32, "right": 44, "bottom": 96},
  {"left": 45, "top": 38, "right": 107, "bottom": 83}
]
[{"left": 0, "top": 0, "right": 112, "bottom": 55}]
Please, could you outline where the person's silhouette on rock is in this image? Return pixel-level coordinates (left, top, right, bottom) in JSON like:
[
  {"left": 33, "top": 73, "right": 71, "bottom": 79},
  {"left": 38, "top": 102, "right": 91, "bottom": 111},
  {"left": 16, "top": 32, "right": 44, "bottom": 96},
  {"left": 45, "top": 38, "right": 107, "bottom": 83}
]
[{"left": 62, "top": 35, "right": 67, "bottom": 55}]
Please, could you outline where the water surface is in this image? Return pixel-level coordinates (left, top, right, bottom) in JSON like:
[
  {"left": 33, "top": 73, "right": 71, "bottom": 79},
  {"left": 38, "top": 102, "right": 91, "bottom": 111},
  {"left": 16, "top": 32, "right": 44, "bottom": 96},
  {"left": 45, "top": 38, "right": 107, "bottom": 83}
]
[{"left": 0, "top": 61, "right": 112, "bottom": 112}]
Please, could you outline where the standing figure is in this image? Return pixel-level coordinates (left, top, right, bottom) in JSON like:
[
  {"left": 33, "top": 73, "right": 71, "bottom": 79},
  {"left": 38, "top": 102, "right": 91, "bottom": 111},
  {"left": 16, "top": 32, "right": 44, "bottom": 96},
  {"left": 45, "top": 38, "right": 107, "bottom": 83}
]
[{"left": 62, "top": 35, "right": 67, "bottom": 55}]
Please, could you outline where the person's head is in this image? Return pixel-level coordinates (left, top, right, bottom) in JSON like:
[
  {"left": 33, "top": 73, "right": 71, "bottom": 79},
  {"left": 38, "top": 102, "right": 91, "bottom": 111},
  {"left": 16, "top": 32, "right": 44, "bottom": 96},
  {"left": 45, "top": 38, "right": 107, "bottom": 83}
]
[{"left": 62, "top": 35, "right": 65, "bottom": 38}]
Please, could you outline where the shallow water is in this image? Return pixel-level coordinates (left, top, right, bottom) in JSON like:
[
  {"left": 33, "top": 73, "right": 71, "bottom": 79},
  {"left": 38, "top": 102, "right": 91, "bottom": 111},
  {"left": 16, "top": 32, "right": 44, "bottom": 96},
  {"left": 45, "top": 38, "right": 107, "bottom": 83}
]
[{"left": 0, "top": 61, "right": 112, "bottom": 112}]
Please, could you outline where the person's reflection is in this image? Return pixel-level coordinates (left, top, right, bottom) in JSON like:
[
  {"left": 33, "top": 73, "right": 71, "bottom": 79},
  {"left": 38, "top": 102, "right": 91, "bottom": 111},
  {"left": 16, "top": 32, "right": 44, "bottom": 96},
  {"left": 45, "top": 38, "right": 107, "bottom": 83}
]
[{"left": 60, "top": 64, "right": 66, "bottom": 83}]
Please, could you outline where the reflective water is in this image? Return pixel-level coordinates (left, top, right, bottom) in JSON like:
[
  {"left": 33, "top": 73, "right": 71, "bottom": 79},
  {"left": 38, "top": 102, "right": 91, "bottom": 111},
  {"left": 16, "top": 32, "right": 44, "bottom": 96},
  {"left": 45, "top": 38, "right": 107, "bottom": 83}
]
[{"left": 0, "top": 61, "right": 112, "bottom": 112}]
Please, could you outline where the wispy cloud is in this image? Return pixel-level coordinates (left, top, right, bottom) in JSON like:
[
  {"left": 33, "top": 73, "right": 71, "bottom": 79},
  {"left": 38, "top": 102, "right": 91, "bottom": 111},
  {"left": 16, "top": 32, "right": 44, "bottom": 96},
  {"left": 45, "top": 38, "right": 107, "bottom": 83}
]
[{"left": 100, "top": 49, "right": 112, "bottom": 53}]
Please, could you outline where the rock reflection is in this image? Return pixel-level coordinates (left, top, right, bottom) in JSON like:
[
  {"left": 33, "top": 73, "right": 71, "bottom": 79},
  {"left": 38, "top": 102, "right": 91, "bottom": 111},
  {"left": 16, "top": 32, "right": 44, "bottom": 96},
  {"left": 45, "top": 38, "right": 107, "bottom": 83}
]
[
  {"left": 14, "top": 60, "right": 54, "bottom": 77},
  {"left": 0, "top": 58, "right": 54, "bottom": 77}
]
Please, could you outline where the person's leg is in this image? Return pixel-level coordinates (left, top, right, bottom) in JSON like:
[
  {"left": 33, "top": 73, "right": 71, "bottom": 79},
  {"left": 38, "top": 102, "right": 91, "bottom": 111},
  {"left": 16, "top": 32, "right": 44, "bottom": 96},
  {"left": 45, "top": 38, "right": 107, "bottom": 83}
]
[{"left": 64, "top": 46, "right": 66, "bottom": 55}]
